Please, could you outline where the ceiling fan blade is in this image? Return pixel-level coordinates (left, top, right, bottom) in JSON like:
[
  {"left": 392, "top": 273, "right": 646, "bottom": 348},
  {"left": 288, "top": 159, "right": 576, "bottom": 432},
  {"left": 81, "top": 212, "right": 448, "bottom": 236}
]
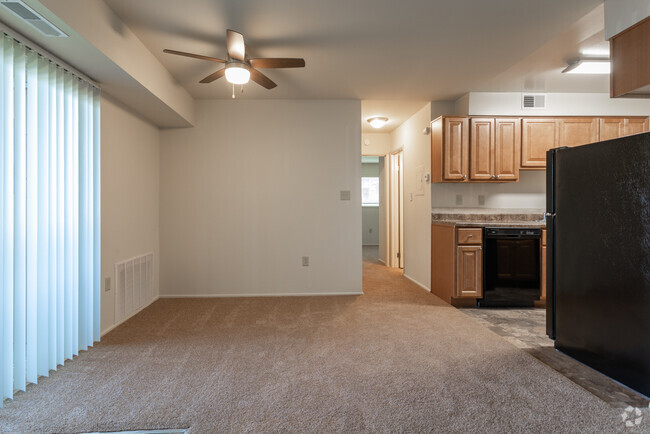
[
  {"left": 249, "top": 68, "right": 277, "bottom": 89},
  {"left": 227, "top": 29, "right": 246, "bottom": 61},
  {"left": 249, "top": 58, "right": 305, "bottom": 69},
  {"left": 163, "top": 49, "right": 226, "bottom": 63},
  {"left": 199, "top": 68, "right": 226, "bottom": 83}
]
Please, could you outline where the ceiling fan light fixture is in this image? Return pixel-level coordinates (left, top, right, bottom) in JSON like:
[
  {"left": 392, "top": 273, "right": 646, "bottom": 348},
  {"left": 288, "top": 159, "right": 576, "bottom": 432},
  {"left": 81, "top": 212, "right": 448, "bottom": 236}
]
[
  {"left": 562, "top": 59, "right": 610, "bottom": 74},
  {"left": 368, "top": 117, "right": 389, "bottom": 129},
  {"left": 225, "top": 63, "right": 250, "bottom": 84}
]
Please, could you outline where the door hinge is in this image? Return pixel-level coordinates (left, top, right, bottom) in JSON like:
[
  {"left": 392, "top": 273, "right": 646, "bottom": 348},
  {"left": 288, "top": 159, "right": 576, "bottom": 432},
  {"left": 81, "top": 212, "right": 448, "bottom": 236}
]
[{"left": 397, "top": 252, "right": 401, "bottom": 259}]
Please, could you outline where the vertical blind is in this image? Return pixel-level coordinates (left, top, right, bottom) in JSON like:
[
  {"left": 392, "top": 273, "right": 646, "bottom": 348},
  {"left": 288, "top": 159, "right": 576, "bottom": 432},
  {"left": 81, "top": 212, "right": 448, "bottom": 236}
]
[{"left": 0, "top": 34, "right": 100, "bottom": 406}]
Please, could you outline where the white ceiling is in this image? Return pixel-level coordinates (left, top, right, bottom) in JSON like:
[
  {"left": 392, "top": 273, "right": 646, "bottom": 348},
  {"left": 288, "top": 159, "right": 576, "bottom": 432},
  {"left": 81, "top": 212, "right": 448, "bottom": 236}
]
[{"left": 103, "top": 0, "right": 607, "bottom": 104}]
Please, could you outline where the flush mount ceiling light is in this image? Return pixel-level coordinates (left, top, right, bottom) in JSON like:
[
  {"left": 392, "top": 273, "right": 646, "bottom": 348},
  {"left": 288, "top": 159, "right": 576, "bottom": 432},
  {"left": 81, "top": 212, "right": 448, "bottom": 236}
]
[
  {"left": 367, "top": 117, "right": 389, "bottom": 129},
  {"left": 562, "top": 59, "right": 610, "bottom": 74},
  {"left": 224, "top": 62, "right": 250, "bottom": 85}
]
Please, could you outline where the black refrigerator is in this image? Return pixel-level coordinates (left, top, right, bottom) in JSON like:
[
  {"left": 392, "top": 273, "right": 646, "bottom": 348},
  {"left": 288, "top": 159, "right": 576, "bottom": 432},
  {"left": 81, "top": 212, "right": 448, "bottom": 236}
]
[{"left": 546, "top": 132, "right": 650, "bottom": 397}]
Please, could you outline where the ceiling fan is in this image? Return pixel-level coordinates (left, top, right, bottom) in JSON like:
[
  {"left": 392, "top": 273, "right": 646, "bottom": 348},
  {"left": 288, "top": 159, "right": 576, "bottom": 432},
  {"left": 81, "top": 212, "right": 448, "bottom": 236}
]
[{"left": 163, "top": 29, "right": 305, "bottom": 94}]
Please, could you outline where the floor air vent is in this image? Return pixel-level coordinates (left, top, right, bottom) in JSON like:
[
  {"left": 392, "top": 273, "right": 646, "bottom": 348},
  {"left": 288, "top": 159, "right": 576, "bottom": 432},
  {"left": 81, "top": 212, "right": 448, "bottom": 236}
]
[
  {"left": 115, "top": 253, "right": 155, "bottom": 324},
  {"left": 522, "top": 94, "right": 546, "bottom": 109},
  {"left": 0, "top": 0, "right": 67, "bottom": 37}
]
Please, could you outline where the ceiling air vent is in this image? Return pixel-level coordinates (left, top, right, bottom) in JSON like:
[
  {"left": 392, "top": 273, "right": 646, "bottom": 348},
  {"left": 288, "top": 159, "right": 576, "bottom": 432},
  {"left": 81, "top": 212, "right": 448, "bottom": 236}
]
[
  {"left": 522, "top": 94, "right": 546, "bottom": 109},
  {"left": 0, "top": 0, "right": 67, "bottom": 37}
]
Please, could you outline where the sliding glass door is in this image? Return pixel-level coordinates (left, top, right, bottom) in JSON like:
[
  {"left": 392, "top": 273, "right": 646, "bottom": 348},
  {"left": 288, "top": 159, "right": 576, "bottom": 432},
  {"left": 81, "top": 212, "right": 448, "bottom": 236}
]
[{"left": 0, "top": 33, "right": 100, "bottom": 406}]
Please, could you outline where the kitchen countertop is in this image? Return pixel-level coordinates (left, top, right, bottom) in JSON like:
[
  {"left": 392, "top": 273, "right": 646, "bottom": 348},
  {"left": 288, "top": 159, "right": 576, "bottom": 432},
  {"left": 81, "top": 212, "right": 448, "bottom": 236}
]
[{"left": 431, "top": 207, "right": 546, "bottom": 228}]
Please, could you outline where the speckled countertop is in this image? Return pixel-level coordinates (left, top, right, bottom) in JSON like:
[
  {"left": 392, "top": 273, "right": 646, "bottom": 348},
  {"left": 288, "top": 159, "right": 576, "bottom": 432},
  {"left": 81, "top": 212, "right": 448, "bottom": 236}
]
[{"left": 431, "top": 208, "right": 546, "bottom": 228}]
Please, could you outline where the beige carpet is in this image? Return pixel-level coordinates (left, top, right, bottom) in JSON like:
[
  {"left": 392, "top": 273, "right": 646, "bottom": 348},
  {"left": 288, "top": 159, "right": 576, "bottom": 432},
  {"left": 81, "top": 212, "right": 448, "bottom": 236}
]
[{"left": 0, "top": 248, "right": 632, "bottom": 432}]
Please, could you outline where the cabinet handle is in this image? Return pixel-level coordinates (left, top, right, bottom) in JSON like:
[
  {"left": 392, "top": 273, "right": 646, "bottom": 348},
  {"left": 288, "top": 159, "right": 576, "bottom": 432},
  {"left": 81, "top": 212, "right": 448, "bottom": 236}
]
[
  {"left": 491, "top": 175, "right": 495, "bottom": 179},
  {"left": 496, "top": 175, "right": 500, "bottom": 179},
  {"left": 468, "top": 234, "right": 473, "bottom": 238},
  {"left": 478, "top": 247, "right": 482, "bottom": 250},
  {"left": 462, "top": 174, "right": 467, "bottom": 179}
]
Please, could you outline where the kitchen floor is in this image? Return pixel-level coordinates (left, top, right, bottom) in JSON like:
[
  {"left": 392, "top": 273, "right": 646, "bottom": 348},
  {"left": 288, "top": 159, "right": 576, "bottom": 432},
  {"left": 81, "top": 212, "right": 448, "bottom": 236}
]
[{"left": 461, "top": 308, "right": 649, "bottom": 409}]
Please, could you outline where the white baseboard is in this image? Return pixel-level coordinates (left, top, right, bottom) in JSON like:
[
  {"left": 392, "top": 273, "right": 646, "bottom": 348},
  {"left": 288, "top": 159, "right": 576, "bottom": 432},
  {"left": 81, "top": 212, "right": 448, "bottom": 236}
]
[
  {"left": 100, "top": 295, "right": 160, "bottom": 337},
  {"left": 377, "top": 258, "right": 386, "bottom": 265},
  {"left": 159, "top": 292, "right": 364, "bottom": 298},
  {"left": 403, "top": 274, "right": 431, "bottom": 292}
]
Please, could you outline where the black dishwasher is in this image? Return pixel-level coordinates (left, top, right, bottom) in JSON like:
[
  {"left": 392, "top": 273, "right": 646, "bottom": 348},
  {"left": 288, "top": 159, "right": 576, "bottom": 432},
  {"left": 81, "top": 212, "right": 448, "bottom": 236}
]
[{"left": 480, "top": 227, "right": 542, "bottom": 307}]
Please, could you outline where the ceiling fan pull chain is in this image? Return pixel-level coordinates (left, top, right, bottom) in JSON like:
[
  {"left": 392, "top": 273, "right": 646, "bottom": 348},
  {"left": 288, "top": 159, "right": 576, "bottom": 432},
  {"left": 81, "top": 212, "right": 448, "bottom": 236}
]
[
  {"left": 232, "top": 83, "right": 235, "bottom": 99},
  {"left": 240, "top": 84, "right": 244, "bottom": 94}
]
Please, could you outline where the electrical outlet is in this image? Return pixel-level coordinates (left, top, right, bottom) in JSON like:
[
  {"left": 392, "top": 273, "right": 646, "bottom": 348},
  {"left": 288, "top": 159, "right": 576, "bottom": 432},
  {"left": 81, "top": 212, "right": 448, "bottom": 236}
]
[
  {"left": 302, "top": 256, "right": 310, "bottom": 267},
  {"left": 478, "top": 195, "right": 485, "bottom": 206},
  {"left": 455, "top": 194, "right": 463, "bottom": 205},
  {"left": 340, "top": 190, "right": 351, "bottom": 201},
  {"left": 104, "top": 277, "right": 111, "bottom": 292}
]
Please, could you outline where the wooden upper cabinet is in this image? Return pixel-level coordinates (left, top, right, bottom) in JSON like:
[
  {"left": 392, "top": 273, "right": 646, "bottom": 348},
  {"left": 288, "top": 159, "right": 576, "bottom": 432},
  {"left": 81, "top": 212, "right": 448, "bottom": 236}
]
[
  {"left": 494, "top": 118, "right": 520, "bottom": 181},
  {"left": 431, "top": 116, "right": 469, "bottom": 183},
  {"left": 469, "top": 118, "right": 494, "bottom": 181},
  {"left": 443, "top": 117, "right": 469, "bottom": 181},
  {"left": 599, "top": 117, "right": 625, "bottom": 141},
  {"left": 610, "top": 16, "right": 650, "bottom": 98},
  {"left": 469, "top": 118, "right": 519, "bottom": 182},
  {"left": 599, "top": 117, "right": 649, "bottom": 141},
  {"left": 521, "top": 118, "right": 558, "bottom": 168},
  {"left": 625, "top": 117, "right": 649, "bottom": 135},
  {"left": 558, "top": 117, "right": 598, "bottom": 147}
]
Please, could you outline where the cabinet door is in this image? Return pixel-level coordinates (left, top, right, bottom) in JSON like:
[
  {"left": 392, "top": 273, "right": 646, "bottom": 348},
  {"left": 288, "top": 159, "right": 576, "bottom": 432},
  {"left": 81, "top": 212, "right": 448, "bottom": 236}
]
[
  {"left": 456, "top": 245, "right": 483, "bottom": 298},
  {"left": 443, "top": 117, "right": 469, "bottom": 181},
  {"left": 599, "top": 118, "right": 625, "bottom": 141},
  {"left": 469, "top": 118, "right": 494, "bottom": 181},
  {"left": 624, "top": 117, "right": 649, "bottom": 136},
  {"left": 558, "top": 117, "right": 598, "bottom": 147},
  {"left": 521, "top": 118, "right": 558, "bottom": 168},
  {"left": 494, "top": 118, "right": 520, "bottom": 181}
]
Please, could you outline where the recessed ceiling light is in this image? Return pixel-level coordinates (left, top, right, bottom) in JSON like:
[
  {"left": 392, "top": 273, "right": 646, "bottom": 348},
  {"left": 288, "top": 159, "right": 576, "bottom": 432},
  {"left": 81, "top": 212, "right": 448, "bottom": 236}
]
[
  {"left": 367, "top": 117, "right": 389, "bottom": 129},
  {"left": 562, "top": 59, "right": 610, "bottom": 74}
]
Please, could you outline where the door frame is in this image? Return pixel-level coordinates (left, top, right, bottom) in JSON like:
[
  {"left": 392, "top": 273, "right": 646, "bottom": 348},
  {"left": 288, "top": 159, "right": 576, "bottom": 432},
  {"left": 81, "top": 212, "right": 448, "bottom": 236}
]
[{"left": 389, "top": 149, "right": 404, "bottom": 269}]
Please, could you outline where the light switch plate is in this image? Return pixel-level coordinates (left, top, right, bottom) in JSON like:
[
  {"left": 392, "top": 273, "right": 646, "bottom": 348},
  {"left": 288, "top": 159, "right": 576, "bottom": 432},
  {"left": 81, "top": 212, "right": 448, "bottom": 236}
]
[
  {"left": 455, "top": 194, "right": 463, "bottom": 205},
  {"left": 104, "top": 277, "right": 111, "bottom": 292},
  {"left": 478, "top": 195, "right": 485, "bottom": 206}
]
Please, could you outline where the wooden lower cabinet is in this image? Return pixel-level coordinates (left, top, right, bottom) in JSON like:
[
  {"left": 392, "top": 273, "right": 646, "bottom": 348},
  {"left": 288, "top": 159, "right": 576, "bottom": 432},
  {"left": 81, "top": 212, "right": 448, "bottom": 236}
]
[
  {"left": 456, "top": 245, "right": 482, "bottom": 298},
  {"left": 431, "top": 224, "right": 483, "bottom": 305}
]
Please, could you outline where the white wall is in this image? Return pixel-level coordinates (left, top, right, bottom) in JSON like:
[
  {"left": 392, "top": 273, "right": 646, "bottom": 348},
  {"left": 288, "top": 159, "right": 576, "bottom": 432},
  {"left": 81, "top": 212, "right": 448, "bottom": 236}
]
[
  {"left": 160, "top": 99, "right": 361, "bottom": 297},
  {"left": 432, "top": 171, "right": 546, "bottom": 209},
  {"left": 391, "top": 103, "right": 431, "bottom": 290},
  {"left": 101, "top": 95, "right": 160, "bottom": 333},
  {"left": 467, "top": 92, "right": 650, "bottom": 116},
  {"left": 362, "top": 133, "right": 391, "bottom": 155},
  {"left": 604, "top": 0, "right": 650, "bottom": 39},
  {"left": 362, "top": 163, "right": 379, "bottom": 245},
  {"left": 39, "top": 0, "right": 195, "bottom": 127}
]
